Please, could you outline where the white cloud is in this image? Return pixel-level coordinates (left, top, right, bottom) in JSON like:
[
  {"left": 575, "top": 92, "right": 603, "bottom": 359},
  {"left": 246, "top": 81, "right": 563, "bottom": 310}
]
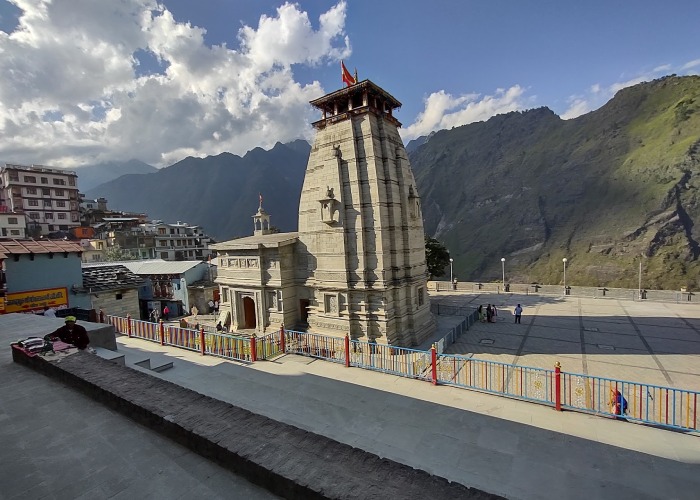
[
  {"left": 681, "top": 58, "right": 700, "bottom": 70},
  {"left": 401, "top": 86, "right": 527, "bottom": 140},
  {"left": 653, "top": 64, "right": 672, "bottom": 73},
  {"left": 0, "top": 0, "right": 350, "bottom": 167}
]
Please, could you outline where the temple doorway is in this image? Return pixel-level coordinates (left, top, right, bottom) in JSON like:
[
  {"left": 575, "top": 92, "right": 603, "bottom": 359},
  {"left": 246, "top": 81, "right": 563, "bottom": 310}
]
[{"left": 242, "top": 296, "right": 256, "bottom": 329}]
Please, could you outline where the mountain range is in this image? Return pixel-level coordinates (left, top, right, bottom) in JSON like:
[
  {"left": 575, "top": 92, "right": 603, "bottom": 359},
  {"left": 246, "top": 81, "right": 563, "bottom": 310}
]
[
  {"left": 84, "top": 75, "right": 700, "bottom": 290},
  {"left": 84, "top": 141, "right": 310, "bottom": 240}
]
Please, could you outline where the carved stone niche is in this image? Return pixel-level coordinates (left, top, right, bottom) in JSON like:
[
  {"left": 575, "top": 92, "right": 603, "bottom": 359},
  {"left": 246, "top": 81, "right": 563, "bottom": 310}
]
[
  {"left": 319, "top": 185, "right": 339, "bottom": 224},
  {"left": 407, "top": 185, "right": 420, "bottom": 219}
]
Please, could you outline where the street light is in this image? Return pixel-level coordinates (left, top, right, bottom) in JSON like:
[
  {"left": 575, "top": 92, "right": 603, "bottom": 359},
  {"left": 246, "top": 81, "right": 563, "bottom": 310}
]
[
  {"left": 449, "top": 258, "right": 454, "bottom": 285},
  {"left": 501, "top": 257, "right": 506, "bottom": 284},
  {"left": 638, "top": 256, "right": 643, "bottom": 299},
  {"left": 562, "top": 258, "right": 567, "bottom": 291}
]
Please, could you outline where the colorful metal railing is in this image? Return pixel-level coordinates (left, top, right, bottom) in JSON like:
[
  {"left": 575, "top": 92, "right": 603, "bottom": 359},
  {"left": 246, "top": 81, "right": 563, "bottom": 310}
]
[
  {"left": 284, "top": 330, "right": 346, "bottom": 364},
  {"left": 350, "top": 341, "right": 433, "bottom": 381},
  {"left": 203, "top": 331, "right": 251, "bottom": 362},
  {"left": 561, "top": 372, "right": 699, "bottom": 432},
  {"left": 437, "top": 354, "right": 555, "bottom": 405},
  {"left": 103, "top": 315, "right": 698, "bottom": 433},
  {"left": 257, "top": 330, "right": 284, "bottom": 360}
]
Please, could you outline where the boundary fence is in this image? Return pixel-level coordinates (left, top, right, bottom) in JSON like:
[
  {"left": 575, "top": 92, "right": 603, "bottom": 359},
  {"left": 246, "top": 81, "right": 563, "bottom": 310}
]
[{"left": 104, "top": 314, "right": 699, "bottom": 434}]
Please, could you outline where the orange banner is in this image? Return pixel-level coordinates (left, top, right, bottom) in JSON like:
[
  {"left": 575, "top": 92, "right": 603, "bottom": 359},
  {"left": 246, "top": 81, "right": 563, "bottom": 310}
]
[{"left": 3, "top": 287, "right": 68, "bottom": 314}]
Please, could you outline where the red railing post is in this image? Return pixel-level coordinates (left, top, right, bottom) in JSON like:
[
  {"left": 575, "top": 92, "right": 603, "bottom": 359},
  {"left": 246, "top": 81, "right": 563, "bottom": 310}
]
[
  {"left": 344, "top": 334, "right": 350, "bottom": 368},
  {"left": 431, "top": 344, "right": 438, "bottom": 386},
  {"left": 250, "top": 335, "right": 257, "bottom": 362},
  {"left": 200, "top": 327, "right": 206, "bottom": 356},
  {"left": 99, "top": 309, "right": 105, "bottom": 323},
  {"left": 127, "top": 314, "right": 132, "bottom": 338},
  {"left": 159, "top": 320, "right": 165, "bottom": 346},
  {"left": 555, "top": 361, "right": 562, "bottom": 411},
  {"left": 280, "top": 324, "right": 286, "bottom": 353}
]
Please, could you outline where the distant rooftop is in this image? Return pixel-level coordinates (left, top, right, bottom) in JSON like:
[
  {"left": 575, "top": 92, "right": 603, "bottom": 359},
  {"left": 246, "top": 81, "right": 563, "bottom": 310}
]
[
  {"left": 84, "top": 259, "right": 206, "bottom": 275},
  {"left": 80, "top": 264, "right": 145, "bottom": 293},
  {"left": 0, "top": 238, "right": 83, "bottom": 259}
]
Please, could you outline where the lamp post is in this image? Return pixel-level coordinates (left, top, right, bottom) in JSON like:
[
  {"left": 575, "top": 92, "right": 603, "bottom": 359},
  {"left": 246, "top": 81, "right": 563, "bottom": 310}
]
[
  {"left": 501, "top": 257, "right": 506, "bottom": 285},
  {"left": 562, "top": 258, "right": 567, "bottom": 293},
  {"left": 449, "top": 258, "right": 454, "bottom": 285},
  {"left": 638, "top": 257, "right": 642, "bottom": 299}
]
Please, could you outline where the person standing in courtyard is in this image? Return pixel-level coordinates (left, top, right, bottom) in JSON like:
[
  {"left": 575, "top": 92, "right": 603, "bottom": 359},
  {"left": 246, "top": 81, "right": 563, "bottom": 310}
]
[
  {"left": 486, "top": 304, "right": 493, "bottom": 323},
  {"left": 163, "top": 305, "right": 170, "bottom": 321},
  {"left": 514, "top": 304, "right": 523, "bottom": 324}
]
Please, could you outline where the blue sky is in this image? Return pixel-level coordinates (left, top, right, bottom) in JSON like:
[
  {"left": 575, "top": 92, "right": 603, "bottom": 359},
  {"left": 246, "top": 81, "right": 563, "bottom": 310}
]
[{"left": 0, "top": 0, "right": 698, "bottom": 167}]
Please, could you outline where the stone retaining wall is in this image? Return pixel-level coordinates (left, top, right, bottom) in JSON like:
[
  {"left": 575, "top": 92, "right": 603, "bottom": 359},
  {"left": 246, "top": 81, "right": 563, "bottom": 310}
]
[
  {"left": 12, "top": 348, "right": 500, "bottom": 500},
  {"left": 428, "top": 281, "right": 696, "bottom": 303}
]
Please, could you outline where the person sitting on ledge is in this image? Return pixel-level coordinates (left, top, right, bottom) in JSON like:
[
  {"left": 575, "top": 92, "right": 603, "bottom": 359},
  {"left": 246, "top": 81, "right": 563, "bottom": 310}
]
[{"left": 44, "top": 316, "right": 90, "bottom": 350}]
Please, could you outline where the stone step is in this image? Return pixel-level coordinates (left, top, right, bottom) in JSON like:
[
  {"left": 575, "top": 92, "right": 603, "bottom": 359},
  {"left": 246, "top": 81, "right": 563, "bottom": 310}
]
[
  {"left": 92, "top": 347, "right": 125, "bottom": 366},
  {"left": 134, "top": 356, "right": 174, "bottom": 373}
]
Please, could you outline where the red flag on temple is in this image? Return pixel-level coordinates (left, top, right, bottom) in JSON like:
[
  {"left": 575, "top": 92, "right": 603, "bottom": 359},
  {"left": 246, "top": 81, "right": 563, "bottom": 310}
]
[
  {"left": 259, "top": 192, "right": 263, "bottom": 206},
  {"left": 341, "top": 60, "right": 356, "bottom": 87}
]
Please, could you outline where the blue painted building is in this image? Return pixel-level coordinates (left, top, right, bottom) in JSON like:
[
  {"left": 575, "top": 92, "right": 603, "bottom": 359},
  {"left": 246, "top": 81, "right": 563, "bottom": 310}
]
[{"left": 0, "top": 239, "right": 90, "bottom": 314}]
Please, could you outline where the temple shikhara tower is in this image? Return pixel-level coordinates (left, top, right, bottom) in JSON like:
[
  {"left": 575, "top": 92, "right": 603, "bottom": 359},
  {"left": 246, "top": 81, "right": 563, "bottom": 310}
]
[{"left": 213, "top": 79, "right": 435, "bottom": 346}]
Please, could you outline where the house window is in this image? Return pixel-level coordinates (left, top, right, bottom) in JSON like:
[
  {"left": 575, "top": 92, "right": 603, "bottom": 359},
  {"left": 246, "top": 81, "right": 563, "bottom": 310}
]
[
  {"left": 41, "top": 177, "right": 48, "bottom": 184},
  {"left": 55, "top": 189, "right": 64, "bottom": 196},
  {"left": 57, "top": 213, "right": 66, "bottom": 219},
  {"left": 45, "top": 213, "right": 53, "bottom": 219},
  {"left": 9, "top": 173, "right": 19, "bottom": 181},
  {"left": 10, "top": 229, "right": 20, "bottom": 235},
  {"left": 8, "top": 217, "right": 17, "bottom": 224},
  {"left": 97, "top": 242, "right": 104, "bottom": 250},
  {"left": 68, "top": 178, "right": 75, "bottom": 186},
  {"left": 43, "top": 200, "right": 52, "bottom": 207},
  {"left": 56, "top": 200, "right": 66, "bottom": 207},
  {"left": 158, "top": 228, "right": 166, "bottom": 235},
  {"left": 27, "top": 187, "right": 37, "bottom": 194},
  {"left": 222, "top": 288, "right": 229, "bottom": 302},
  {"left": 28, "top": 200, "right": 38, "bottom": 206},
  {"left": 160, "top": 241, "right": 167, "bottom": 247},
  {"left": 160, "top": 252, "right": 169, "bottom": 259},
  {"left": 53, "top": 178, "right": 66, "bottom": 185},
  {"left": 116, "top": 293, "right": 123, "bottom": 300},
  {"left": 71, "top": 213, "right": 78, "bottom": 221},
  {"left": 417, "top": 287, "right": 425, "bottom": 307},
  {"left": 29, "top": 212, "right": 40, "bottom": 219},
  {"left": 24, "top": 176, "right": 36, "bottom": 183},
  {"left": 42, "top": 188, "right": 50, "bottom": 195}
]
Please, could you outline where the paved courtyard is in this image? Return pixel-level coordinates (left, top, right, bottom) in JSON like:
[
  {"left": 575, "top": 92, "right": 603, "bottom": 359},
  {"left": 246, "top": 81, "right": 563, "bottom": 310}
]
[{"left": 432, "top": 292, "right": 700, "bottom": 390}]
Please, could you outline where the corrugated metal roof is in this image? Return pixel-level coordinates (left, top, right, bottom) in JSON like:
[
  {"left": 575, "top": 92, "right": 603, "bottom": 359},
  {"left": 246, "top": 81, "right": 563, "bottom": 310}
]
[
  {"left": 212, "top": 232, "right": 298, "bottom": 250},
  {"left": 83, "top": 259, "right": 204, "bottom": 275},
  {"left": 0, "top": 238, "right": 83, "bottom": 259}
]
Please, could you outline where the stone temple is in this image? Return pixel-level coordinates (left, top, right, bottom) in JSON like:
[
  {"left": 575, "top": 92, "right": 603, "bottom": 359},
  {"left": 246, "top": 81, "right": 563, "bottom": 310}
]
[{"left": 213, "top": 79, "right": 435, "bottom": 346}]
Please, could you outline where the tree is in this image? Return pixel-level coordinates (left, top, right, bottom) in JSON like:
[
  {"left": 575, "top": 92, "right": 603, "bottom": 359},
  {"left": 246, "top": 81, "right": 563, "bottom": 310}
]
[
  {"left": 425, "top": 235, "right": 451, "bottom": 278},
  {"left": 104, "top": 243, "right": 135, "bottom": 261}
]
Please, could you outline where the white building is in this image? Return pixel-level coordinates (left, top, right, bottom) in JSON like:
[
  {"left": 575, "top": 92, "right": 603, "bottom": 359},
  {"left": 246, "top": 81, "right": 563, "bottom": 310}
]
[
  {"left": 141, "top": 221, "right": 213, "bottom": 261},
  {"left": 0, "top": 212, "right": 27, "bottom": 239},
  {"left": 0, "top": 164, "right": 80, "bottom": 235}
]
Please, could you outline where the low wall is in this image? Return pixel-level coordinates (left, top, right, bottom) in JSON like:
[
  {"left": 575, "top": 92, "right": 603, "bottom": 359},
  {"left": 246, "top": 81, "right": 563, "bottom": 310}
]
[
  {"left": 12, "top": 348, "right": 499, "bottom": 500},
  {"left": 428, "top": 281, "right": 696, "bottom": 303}
]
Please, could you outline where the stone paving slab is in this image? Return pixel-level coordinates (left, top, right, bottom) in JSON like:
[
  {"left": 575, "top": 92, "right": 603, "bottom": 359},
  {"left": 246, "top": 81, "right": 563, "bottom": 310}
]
[
  {"left": 436, "top": 293, "right": 700, "bottom": 391},
  {"left": 12, "top": 347, "right": 498, "bottom": 500},
  {"left": 111, "top": 335, "right": 700, "bottom": 500}
]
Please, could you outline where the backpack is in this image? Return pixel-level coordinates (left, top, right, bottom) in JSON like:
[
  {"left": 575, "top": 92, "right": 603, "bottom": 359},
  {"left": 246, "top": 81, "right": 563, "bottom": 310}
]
[{"left": 621, "top": 396, "right": 628, "bottom": 414}]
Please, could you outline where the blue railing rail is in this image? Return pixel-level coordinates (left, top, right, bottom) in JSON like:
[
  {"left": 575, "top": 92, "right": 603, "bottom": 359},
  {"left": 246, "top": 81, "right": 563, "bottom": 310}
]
[
  {"left": 103, "top": 314, "right": 698, "bottom": 433},
  {"left": 560, "top": 371, "right": 699, "bottom": 432},
  {"left": 436, "top": 354, "right": 555, "bottom": 405},
  {"left": 350, "top": 340, "right": 433, "bottom": 381}
]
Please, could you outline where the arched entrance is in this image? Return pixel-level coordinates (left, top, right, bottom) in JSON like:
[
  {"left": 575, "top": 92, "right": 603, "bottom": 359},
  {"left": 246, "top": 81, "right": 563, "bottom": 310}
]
[{"left": 242, "top": 296, "right": 256, "bottom": 329}]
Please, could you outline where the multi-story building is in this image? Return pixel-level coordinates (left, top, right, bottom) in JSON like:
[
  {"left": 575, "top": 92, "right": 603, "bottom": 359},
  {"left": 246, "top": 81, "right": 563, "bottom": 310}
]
[
  {"left": 0, "top": 164, "right": 80, "bottom": 235},
  {"left": 143, "top": 221, "right": 213, "bottom": 261},
  {"left": 0, "top": 211, "right": 27, "bottom": 239}
]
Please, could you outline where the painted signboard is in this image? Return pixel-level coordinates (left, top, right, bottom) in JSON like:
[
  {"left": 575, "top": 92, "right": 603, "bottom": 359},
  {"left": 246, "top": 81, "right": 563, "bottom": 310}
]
[{"left": 3, "top": 287, "right": 69, "bottom": 314}]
